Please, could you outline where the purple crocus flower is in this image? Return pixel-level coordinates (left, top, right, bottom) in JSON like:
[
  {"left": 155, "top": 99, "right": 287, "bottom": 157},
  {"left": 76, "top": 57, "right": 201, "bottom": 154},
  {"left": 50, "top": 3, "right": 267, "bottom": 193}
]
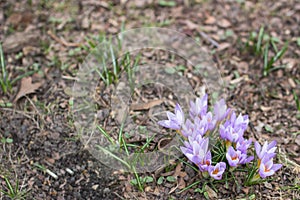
[
  {"left": 180, "top": 137, "right": 211, "bottom": 171},
  {"left": 199, "top": 112, "right": 216, "bottom": 131},
  {"left": 189, "top": 94, "right": 208, "bottom": 119},
  {"left": 182, "top": 118, "right": 205, "bottom": 138},
  {"left": 226, "top": 146, "right": 254, "bottom": 167},
  {"left": 254, "top": 140, "right": 277, "bottom": 160},
  {"left": 258, "top": 154, "right": 282, "bottom": 178},
  {"left": 208, "top": 162, "right": 226, "bottom": 180},
  {"left": 219, "top": 124, "right": 244, "bottom": 143},
  {"left": 236, "top": 138, "right": 252, "bottom": 154},
  {"left": 228, "top": 112, "right": 249, "bottom": 132},
  {"left": 213, "top": 99, "right": 230, "bottom": 121},
  {"left": 158, "top": 103, "right": 184, "bottom": 130},
  {"left": 219, "top": 111, "right": 249, "bottom": 144}
]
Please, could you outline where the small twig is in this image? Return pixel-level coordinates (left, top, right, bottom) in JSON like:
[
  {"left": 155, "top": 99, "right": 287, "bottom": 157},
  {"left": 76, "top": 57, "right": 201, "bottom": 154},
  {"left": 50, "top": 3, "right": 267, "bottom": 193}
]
[
  {"left": 46, "top": 169, "right": 58, "bottom": 179},
  {"left": 47, "top": 30, "right": 81, "bottom": 47},
  {"left": 61, "top": 75, "right": 80, "bottom": 81},
  {"left": 199, "top": 31, "right": 219, "bottom": 48},
  {"left": 66, "top": 168, "right": 74, "bottom": 175}
]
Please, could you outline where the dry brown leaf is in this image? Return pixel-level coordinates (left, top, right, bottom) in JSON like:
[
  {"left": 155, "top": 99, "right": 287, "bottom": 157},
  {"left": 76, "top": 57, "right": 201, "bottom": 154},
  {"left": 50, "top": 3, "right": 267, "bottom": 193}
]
[
  {"left": 205, "top": 185, "right": 218, "bottom": 199},
  {"left": 260, "top": 105, "right": 272, "bottom": 112},
  {"left": 204, "top": 16, "right": 216, "bottom": 24},
  {"left": 217, "top": 19, "right": 231, "bottom": 28},
  {"left": 173, "top": 163, "right": 182, "bottom": 177},
  {"left": 14, "top": 77, "right": 42, "bottom": 102},
  {"left": 242, "top": 187, "right": 250, "bottom": 195},
  {"left": 184, "top": 20, "right": 199, "bottom": 30},
  {"left": 288, "top": 78, "right": 296, "bottom": 88},
  {"left": 217, "top": 43, "right": 231, "bottom": 51},
  {"left": 178, "top": 177, "right": 186, "bottom": 189}
]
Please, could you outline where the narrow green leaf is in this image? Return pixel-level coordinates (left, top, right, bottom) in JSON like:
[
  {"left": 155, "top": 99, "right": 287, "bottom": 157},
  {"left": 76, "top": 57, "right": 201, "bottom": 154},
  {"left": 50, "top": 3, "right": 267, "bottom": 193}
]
[
  {"left": 179, "top": 180, "right": 201, "bottom": 193},
  {"left": 263, "top": 41, "right": 269, "bottom": 76},
  {"left": 256, "top": 26, "right": 264, "bottom": 54},
  {"left": 96, "top": 125, "right": 114, "bottom": 144},
  {"left": 158, "top": 0, "right": 176, "bottom": 7},
  {"left": 293, "top": 90, "right": 300, "bottom": 111}
]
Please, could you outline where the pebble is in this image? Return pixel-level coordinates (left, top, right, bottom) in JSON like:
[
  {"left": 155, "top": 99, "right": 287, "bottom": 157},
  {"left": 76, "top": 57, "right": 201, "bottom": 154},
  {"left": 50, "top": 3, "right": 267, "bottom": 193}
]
[{"left": 103, "top": 188, "right": 110, "bottom": 193}]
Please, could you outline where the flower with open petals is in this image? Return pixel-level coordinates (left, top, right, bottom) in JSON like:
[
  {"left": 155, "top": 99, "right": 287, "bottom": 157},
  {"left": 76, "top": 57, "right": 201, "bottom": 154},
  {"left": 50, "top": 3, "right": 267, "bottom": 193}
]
[
  {"left": 226, "top": 146, "right": 254, "bottom": 167},
  {"left": 158, "top": 103, "right": 184, "bottom": 130},
  {"left": 180, "top": 137, "right": 211, "bottom": 171},
  {"left": 258, "top": 154, "right": 282, "bottom": 178},
  {"left": 189, "top": 94, "right": 208, "bottom": 119},
  {"left": 208, "top": 162, "right": 226, "bottom": 180},
  {"left": 254, "top": 140, "right": 277, "bottom": 160}
]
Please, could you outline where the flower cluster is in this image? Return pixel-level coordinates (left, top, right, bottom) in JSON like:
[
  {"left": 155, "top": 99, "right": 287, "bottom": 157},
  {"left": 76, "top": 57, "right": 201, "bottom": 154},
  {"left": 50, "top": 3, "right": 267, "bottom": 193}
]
[{"left": 158, "top": 93, "right": 282, "bottom": 182}]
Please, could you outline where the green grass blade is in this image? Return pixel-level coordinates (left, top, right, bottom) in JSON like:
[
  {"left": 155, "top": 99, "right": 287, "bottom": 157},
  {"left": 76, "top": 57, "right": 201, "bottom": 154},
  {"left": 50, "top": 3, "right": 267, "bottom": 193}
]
[
  {"left": 0, "top": 43, "right": 9, "bottom": 93},
  {"left": 95, "top": 68, "right": 107, "bottom": 85},
  {"left": 4, "top": 177, "right": 14, "bottom": 196},
  {"left": 95, "top": 145, "right": 131, "bottom": 169},
  {"left": 293, "top": 90, "right": 300, "bottom": 111},
  {"left": 0, "top": 44, "right": 6, "bottom": 80},
  {"left": 272, "top": 42, "right": 288, "bottom": 62},
  {"left": 120, "top": 136, "right": 129, "bottom": 156},
  {"left": 179, "top": 180, "right": 201, "bottom": 193},
  {"left": 271, "top": 39, "right": 278, "bottom": 53},
  {"left": 139, "top": 134, "right": 155, "bottom": 153},
  {"left": 263, "top": 42, "right": 269, "bottom": 76},
  {"left": 118, "top": 115, "right": 127, "bottom": 147},
  {"left": 256, "top": 26, "right": 264, "bottom": 54},
  {"left": 132, "top": 167, "right": 143, "bottom": 191},
  {"left": 96, "top": 125, "right": 115, "bottom": 144},
  {"left": 266, "top": 42, "right": 288, "bottom": 74},
  {"left": 110, "top": 44, "right": 117, "bottom": 76}
]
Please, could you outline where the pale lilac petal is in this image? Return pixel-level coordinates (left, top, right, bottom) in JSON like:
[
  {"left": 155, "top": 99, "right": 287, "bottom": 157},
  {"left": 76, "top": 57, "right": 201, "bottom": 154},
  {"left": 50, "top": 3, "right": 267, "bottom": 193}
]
[
  {"left": 226, "top": 146, "right": 239, "bottom": 167},
  {"left": 272, "top": 164, "right": 282, "bottom": 172},
  {"left": 268, "top": 140, "right": 277, "bottom": 150},
  {"left": 254, "top": 141, "right": 261, "bottom": 157}
]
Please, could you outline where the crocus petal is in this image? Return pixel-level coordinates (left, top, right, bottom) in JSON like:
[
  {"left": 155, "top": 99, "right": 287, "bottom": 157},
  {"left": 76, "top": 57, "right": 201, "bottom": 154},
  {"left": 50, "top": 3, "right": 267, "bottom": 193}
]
[
  {"left": 272, "top": 164, "right": 282, "bottom": 172},
  {"left": 158, "top": 120, "right": 173, "bottom": 129},
  {"left": 254, "top": 141, "right": 261, "bottom": 157},
  {"left": 175, "top": 103, "right": 184, "bottom": 124},
  {"left": 214, "top": 99, "right": 228, "bottom": 121},
  {"left": 268, "top": 140, "right": 277, "bottom": 150},
  {"left": 226, "top": 146, "right": 239, "bottom": 167},
  {"left": 242, "top": 155, "right": 254, "bottom": 164}
]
